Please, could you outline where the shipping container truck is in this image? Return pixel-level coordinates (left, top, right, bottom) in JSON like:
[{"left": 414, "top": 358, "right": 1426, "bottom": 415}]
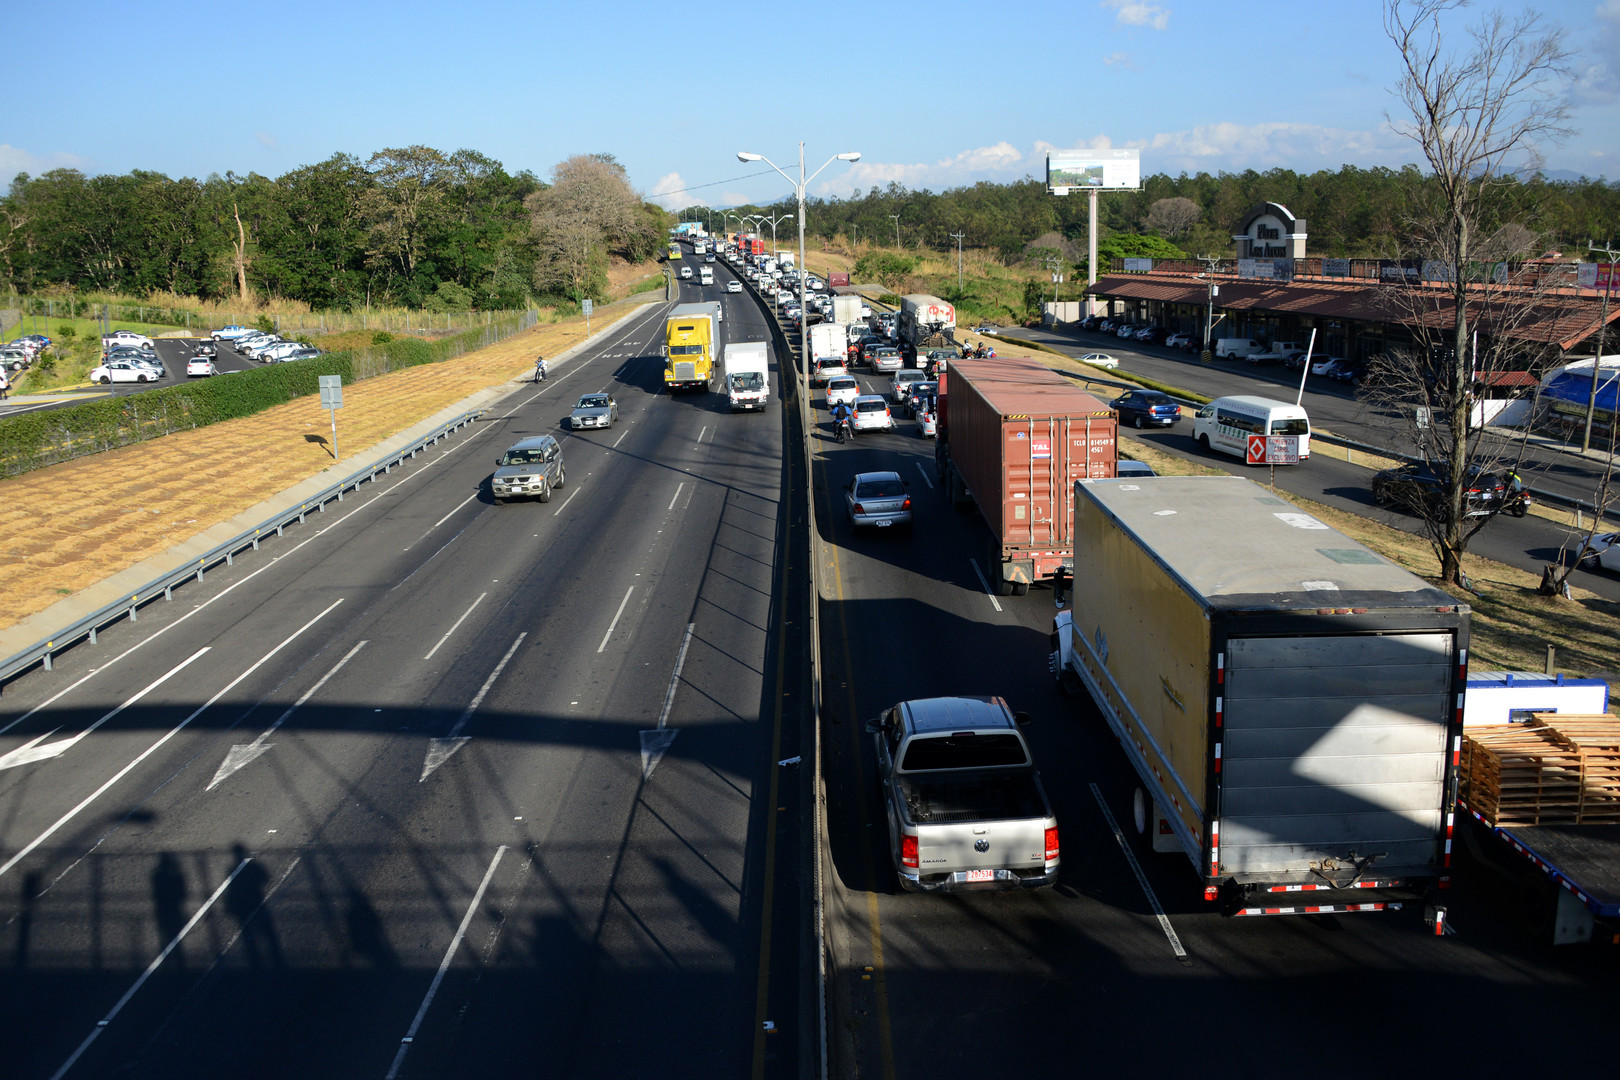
[
  {"left": 663, "top": 302, "right": 721, "bottom": 392},
  {"left": 723, "top": 341, "right": 771, "bottom": 412},
  {"left": 934, "top": 355, "right": 1116, "bottom": 595},
  {"left": 1050, "top": 474, "right": 1469, "bottom": 927},
  {"left": 828, "top": 271, "right": 851, "bottom": 288},
  {"left": 898, "top": 294, "right": 957, "bottom": 350}
]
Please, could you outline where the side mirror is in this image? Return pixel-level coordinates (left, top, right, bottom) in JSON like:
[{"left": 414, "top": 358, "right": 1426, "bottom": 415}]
[
  {"left": 864, "top": 718, "right": 883, "bottom": 734},
  {"left": 1013, "top": 711, "right": 1033, "bottom": 727}
]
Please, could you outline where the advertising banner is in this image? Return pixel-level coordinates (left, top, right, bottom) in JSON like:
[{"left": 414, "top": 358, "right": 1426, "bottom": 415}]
[
  {"left": 1047, "top": 149, "right": 1141, "bottom": 193},
  {"left": 1578, "top": 262, "right": 1619, "bottom": 293}
]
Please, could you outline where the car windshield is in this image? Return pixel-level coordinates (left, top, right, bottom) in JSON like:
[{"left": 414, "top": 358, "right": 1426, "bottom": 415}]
[
  {"left": 730, "top": 373, "right": 764, "bottom": 390},
  {"left": 855, "top": 478, "right": 905, "bottom": 498},
  {"left": 500, "top": 449, "right": 545, "bottom": 466},
  {"left": 578, "top": 396, "right": 609, "bottom": 408}
]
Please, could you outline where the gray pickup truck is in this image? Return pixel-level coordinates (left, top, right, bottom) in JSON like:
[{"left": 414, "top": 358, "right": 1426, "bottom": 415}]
[{"left": 866, "top": 696, "right": 1060, "bottom": 892}]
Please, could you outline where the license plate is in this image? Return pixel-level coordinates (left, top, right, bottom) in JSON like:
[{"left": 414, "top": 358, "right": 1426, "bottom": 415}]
[
  {"left": 964, "top": 869, "right": 993, "bottom": 882},
  {"left": 875, "top": 520, "right": 891, "bottom": 527}
]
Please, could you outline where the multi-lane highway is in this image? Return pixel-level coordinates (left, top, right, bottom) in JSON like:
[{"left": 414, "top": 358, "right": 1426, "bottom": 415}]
[{"left": 0, "top": 266, "right": 810, "bottom": 1078}]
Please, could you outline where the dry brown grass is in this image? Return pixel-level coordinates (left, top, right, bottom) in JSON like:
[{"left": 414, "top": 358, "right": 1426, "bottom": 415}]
[{"left": 0, "top": 310, "right": 621, "bottom": 633}]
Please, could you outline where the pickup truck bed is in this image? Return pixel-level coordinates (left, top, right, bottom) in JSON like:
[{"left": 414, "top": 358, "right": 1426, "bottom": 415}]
[{"left": 900, "top": 772, "right": 1047, "bottom": 824}]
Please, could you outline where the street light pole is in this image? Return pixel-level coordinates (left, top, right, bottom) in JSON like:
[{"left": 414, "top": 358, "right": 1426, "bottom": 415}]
[
  {"left": 738, "top": 145, "right": 861, "bottom": 430},
  {"left": 950, "top": 229, "right": 965, "bottom": 294},
  {"left": 890, "top": 213, "right": 901, "bottom": 249}
]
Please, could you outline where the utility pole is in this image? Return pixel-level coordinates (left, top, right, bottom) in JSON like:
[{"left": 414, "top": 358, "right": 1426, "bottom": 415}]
[
  {"left": 889, "top": 213, "right": 901, "bottom": 249},
  {"left": 950, "top": 230, "right": 965, "bottom": 293},
  {"left": 1196, "top": 254, "right": 1223, "bottom": 364},
  {"left": 1044, "top": 255, "right": 1064, "bottom": 306},
  {"left": 1583, "top": 241, "right": 1617, "bottom": 454}
]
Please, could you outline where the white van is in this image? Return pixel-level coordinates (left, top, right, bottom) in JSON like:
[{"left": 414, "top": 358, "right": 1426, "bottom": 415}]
[
  {"left": 1192, "top": 395, "right": 1311, "bottom": 464},
  {"left": 1214, "top": 337, "right": 1262, "bottom": 360}
]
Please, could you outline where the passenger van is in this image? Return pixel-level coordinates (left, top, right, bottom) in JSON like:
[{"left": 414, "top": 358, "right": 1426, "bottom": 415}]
[
  {"left": 1213, "top": 337, "right": 1262, "bottom": 360},
  {"left": 1191, "top": 395, "right": 1311, "bottom": 464}
]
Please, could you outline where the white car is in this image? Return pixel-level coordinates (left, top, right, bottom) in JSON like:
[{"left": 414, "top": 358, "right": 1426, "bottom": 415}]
[
  {"left": 725, "top": 280, "right": 742, "bottom": 294},
  {"left": 186, "top": 357, "right": 218, "bottom": 377},
  {"left": 824, "top": 375, "right": 860, "bottom": 408},
  {"left": 1579, "top": 532, "right": 1620, "bottom": 573},
  {"left": 1165, "top": 332, "right": 1193, "bottom": 348},
  {"left": 1078, "top": 352, "right": 1120, "bottom": 370},
  {"left": 851, "top": 394, "right": 895, "bottom": 433},
  {"left": 1309, "top": 355, "right": 1339, "bottom": 376},
  {"left": 679, "top": 266, "right": 693, "bottom": 279},
  {"left": 90, "top": 362, "right": 161, "bottom": 384},
  {"left": 103, "top": 330, "right": 154, "bottom": 349},
  {"left": 259, "top": 341, "right": 309, "bottom": 363}
]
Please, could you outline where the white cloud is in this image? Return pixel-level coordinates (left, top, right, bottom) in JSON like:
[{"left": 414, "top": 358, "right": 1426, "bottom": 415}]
[
  {"left": 0, "top": 144, "right": 92, "bottom": 186},
  {"left": 1102, "top": 51, "right": 1135, "bottom": 69},
  {"left": 1139, "top": 120, "right": 1402, "bottom": 170},
  {"left": 648, "top": 171, "right": 694, "bottom": 210},
  {"left": 827, "top": 142, "right": 1025, "bottom": 194},
  {"left": 1103, "top": 0, "right": 1169, "bottom": 30},
  {"left": 255, "top": 131, "right": 279, "bottom": 151},
  {"left": 1569, "top": 0, "right": 1620, "bottom": 105}
]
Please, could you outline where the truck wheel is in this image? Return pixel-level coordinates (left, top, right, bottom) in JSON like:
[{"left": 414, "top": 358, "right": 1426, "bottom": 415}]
[
  {"left": 994, "top": 576, "right": 1014, "bottom": 596},
  {"left": 1011, "top": 580, "right": 1029, "bottom": 596},
  {"left": 1197, "top": 434, "right": 1211, "bottom": 453},
  {"left": 1133, "top": 787, "right": 1153, "bottom": 840},
  {"left": 537, "top": 478, "right": 551, "bottom": 503}
]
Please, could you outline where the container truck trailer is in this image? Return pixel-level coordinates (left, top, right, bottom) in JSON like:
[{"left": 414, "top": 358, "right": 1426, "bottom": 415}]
[{"left": 1050, "top": 474, "right": 1469, "bottom": 928}]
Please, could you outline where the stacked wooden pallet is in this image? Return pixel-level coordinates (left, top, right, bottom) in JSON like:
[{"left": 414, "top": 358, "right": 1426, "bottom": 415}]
[{"left": 1461, "top": 714, "right": 1620, "bottom": 826}]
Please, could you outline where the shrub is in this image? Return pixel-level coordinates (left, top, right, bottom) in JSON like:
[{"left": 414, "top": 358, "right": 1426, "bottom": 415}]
[
  {"left": 57, "top": 325, "right": 76, "bottom": 341},
  {"left": 255, "top": 314, "right": 278, "bottom": 333},
  {"left": 372, "top": 331, "right": 394, "bottom": 345}
]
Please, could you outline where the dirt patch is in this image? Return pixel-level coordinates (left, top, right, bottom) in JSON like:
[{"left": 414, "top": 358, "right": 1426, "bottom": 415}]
[{"left": 0, "top": 309, "right": 636, "bottom": 633}]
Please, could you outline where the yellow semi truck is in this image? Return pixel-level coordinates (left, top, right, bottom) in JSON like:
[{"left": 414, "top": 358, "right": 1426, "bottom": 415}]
[{"left": 663, "top": 302, "right": 720, "bottom": 392}]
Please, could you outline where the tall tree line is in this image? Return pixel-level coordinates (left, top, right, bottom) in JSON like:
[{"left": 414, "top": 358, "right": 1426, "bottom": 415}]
[
  {"left": 699, "top": 165, "right": 1618, "bottom": 267},
  {"left": 0, "top": 148, "right": 670, "bottom": 310}
]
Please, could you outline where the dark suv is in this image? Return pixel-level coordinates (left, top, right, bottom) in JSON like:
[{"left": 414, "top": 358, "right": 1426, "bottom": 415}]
[
  {"left": 492, "top": 435, "right": 566, "bottom": 504},
  {"left": 1371, "top": 461, "right": 1505, "bottom": 519}
]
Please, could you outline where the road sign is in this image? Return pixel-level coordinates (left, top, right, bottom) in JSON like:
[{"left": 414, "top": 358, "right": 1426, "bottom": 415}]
[
  {"left": 319, "top": 374, "right": 343, "bottom": 410},
  {"left": 581, "top": 299, "right": 593, "bottom": 316},
  {"left": 1246, "top": 435, "right": 1266, "bottom": 464},
  {"left": 1247, "top": 434, "right": 1300, "bottom": 465}
]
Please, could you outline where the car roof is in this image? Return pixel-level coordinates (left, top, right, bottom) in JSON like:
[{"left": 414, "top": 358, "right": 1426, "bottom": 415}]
[
  {"left": 900, "top": 696, "right": 1012, "bottom": 733},
  {"left": 505, "top": 435, "right": 555, "bottom": 451}
]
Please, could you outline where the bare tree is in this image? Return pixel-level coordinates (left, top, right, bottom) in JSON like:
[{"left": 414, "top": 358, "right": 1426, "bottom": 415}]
[
  {"left": 1380, "top": 0, "right": 1573, "bottom": 584},
  {"left": 1144, "top": 197, "right": 1201, "bottom": 239},
  {"left": 527, "top": 154, "right": 650, "bottom": 302}
]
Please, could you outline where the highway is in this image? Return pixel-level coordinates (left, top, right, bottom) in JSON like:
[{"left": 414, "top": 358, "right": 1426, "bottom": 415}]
[{"left": 0, "top": 264, "right": 809, "bottom": 1078}]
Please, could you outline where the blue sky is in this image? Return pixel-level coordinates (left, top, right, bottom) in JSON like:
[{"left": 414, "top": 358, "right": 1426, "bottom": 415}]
[{"left": 5, "top": 0, "right": 1615, "bottom": 209}]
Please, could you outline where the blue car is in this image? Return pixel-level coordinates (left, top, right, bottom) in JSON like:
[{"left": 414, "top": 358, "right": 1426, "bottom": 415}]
[{"left": 1110, "top": 390, "right": 1181, "bottom": 429}]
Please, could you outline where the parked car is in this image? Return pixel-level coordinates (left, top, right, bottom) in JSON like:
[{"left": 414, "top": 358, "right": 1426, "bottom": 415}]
[
  {"left": 971, "top": 324, "right": 1001, "bottom": 336},
  {"left": 1077, "top": 352, "right": 1120, "bottom": 370},
  {"left": 491, "top": 435, "right": 566, "bottom": 504},
  {"left": 1371, "top": 461, "right": 1506, "bottom": 519},
  {"left": 186, "top": 357, "right": 218, "bottom": 377},
  {"left": 269, "top": 348, "right": 322, "bottom": 363},
  {"left": 191, "top": 340, "right": 217, "bottom": 357},
  {"left": 1578, "top": 531, "right": 1620, "bottom": 573},
  {"left": 1110, "top": 390, "right": 1181, "bottom": 428},
  {"left": 103, "top": 330, "right": 154, "bottom": 349},
  {"left": 1116, "top": 460, "right": 1157, "bottom": 477},
  {"left": 1309, "top": 355, "right": 1342, "bottom": 376},
  {"left": 844, "top": 470, "right": 912, "bottom": 530},
  {"left": 210, "top": 325, "right": 257, "bottom": 341},
  {"left": 0, "top": 347, "right": 32, "bottom": 372},
  {"left": 1164, "top": 332, "right": 1193, "bottom": 349},
  {"left": 259, "top": 341, "right": 310, "bottom": 363},
  {"left": 851, "top": 394, "right": 895, "bottom": 433},
  {"left": 90, "top": 362, "right": 161, "bottom": 384}
]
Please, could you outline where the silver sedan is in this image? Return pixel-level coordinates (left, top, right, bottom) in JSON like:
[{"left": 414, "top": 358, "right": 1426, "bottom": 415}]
[
  {"left": 570, "top": 393, "right": 619, "bottom": 429},
  {"left": 845, "top": 471, "right": 912, "bottom": 531}
]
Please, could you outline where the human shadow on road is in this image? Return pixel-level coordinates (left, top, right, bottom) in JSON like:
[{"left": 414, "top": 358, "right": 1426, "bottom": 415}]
[{"left": 226, "top": 843, "right": 283, "bottom": 969}]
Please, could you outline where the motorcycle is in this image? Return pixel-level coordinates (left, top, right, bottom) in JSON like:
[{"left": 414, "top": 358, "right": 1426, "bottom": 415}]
[
  {"left": 1506, "top": 489, "right": 1531, "bottom": 518},
  {"left": 835, "top": 416, "right": 853, "bottom": 443}
]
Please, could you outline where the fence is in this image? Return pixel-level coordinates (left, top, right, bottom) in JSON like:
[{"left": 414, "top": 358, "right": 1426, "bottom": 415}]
[{"left": 7, "top": 297, "right": 535, "bottom": 337}]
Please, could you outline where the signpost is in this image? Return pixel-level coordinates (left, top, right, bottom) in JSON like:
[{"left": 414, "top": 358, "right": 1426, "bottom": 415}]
[
  {"left": 582, "top": 297, "right": 593, "bottom": 336},
  {"left": 319, "top": 374, "right": 343, "bottom": 460}
]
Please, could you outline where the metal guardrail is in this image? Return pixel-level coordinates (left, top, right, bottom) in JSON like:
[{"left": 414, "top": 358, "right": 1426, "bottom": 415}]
[{"left": 0, "top": 406, "right": 487, "bottom": 687}]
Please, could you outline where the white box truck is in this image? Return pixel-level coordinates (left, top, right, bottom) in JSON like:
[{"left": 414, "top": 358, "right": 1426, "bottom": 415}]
[
  {"left": 724, "top": 342, "right": 770, "bottom": 412},
  {"left": 699, "top": 265, "right": 714, "bottom": 286},
  {"left": 832, "top": 295, "right": 863, "bottom": 326},
  {"left": 808, "top": 322, "right": 845, "bottom": 366},
  {"left": 1051, "top": 475, "right": 1469, "bottom": 928}
]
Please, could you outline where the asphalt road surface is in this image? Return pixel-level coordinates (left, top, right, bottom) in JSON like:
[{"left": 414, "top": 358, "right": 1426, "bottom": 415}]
[{"left": 0, "top": 266, "right": 811, "bottom": 1079}]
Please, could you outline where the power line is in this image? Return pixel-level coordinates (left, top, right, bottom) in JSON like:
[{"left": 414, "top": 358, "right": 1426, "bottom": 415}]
[{"left": 646, "top": 169, "right": 777, "bottom": 202}]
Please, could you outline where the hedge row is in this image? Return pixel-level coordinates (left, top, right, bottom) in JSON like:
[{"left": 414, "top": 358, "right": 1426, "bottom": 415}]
[{"left": 0, "top": 312, "right": 535, "bottom": 478}]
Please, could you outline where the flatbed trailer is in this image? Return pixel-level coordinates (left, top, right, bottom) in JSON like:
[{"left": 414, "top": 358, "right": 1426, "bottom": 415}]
[{"left": 1461, "top": 811, "right": 1620, "bottom": 944}]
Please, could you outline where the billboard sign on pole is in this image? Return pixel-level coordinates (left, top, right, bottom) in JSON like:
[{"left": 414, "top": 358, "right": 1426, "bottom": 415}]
[{"left": 1046, "top": 149, "right": 1141, "bottom": 194}]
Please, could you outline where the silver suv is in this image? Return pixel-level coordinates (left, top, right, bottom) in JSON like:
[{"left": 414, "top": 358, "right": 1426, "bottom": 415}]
[{"left": 492, "top": 435, "right": 566, "bottom": 504}]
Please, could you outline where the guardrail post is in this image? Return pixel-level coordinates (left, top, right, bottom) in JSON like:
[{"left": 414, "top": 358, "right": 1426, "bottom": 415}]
[
  {"left": 226, "top": 551, "right": 233, "bottom": 566},
  {"left": 89, "top": 627, "right": 97, "bottom": 644},
  {"left": 338, "top": 488, "right": 344, "bottom": 501},
  {"left": 165, "top": 586, "right": 172, "bottom": 600},
  {"left": 129, "top": 603, "right": 137, "bottom": 622},
  {"left": 195, "top": 565, "right": 204, "bottom": 583},
  {"left": 42, "top": 649, "right": 51, "bottom": 671},
  {"left": 277, "top": 523, "right": 285, "bottom": 536},
  {"left": 253, "top": 535, "right": 260, "bottom": 550}
]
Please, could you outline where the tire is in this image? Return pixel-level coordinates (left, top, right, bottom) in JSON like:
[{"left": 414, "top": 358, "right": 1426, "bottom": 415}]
[
  {"left": 99, "top": 375, "right": 112, "bottom": 385},
  {"left": 1011, "top": 580, "right": 1029, "bottom": 597},
  {"left": 1197, "top": 434, "right": 1211, "bottom": 453},
  {"left": 1133, "top": 787, "right": 1152, "bottom": 839},
  {"left": 537, "top": 478, "right": 551, "bottom": 503},
  {"left": 554, "top": 465, "right": 566, "bottom": 489},
  {"left": 995, "top": 577, "right": 1014, "bottom": 596},
  {"left": 493, "top": 497, "right": 505, "bottom": 506},
  {"left": 1133, "top": 415, "right": 1145, "bottom": 429}
]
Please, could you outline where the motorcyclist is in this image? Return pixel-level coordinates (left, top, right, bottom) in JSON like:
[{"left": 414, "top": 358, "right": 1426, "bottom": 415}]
[
  {"left": 830, "top": 399, "right": 854, "bottom": 442},
  {"left": 534, "top": 354, "right": 547, "bottom": 382}
]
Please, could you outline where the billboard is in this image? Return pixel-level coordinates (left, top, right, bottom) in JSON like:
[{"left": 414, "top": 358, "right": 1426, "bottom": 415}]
[
  {"left": 1047, "top": 149, "right": 1140, "bottom": 193},
  {"left": 1578, "top": 262, "right": 1618, "bottom": 293}
]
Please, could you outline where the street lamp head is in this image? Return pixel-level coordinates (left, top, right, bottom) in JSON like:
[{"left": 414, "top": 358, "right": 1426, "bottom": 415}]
[
  {"left": 837, "top": 152, "right": 861, "bottom": 162},
  {"left": 738, "top": 152, "right": 762, "bottom": 162}
]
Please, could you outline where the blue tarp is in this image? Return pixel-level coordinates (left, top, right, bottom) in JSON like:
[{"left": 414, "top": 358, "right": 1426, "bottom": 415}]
[{"left": 1541, "top": 369, "right": 1620, "bottom": 414}]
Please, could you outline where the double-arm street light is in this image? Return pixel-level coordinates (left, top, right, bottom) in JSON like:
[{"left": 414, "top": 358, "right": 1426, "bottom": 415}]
[{"left": 737, "top": 144, "right": 860, "bottom": 419}]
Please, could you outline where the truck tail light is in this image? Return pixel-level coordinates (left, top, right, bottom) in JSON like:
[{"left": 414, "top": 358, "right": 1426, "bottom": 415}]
[
  {"left": 1044, "top": 828, "right": 1060, "bottom": 861},
  {"left": 901, "top": 835, "right": 919, "bottom": 868}
]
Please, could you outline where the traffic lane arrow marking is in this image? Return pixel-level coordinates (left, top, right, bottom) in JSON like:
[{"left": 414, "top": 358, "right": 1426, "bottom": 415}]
[
  {"left": 420, "top": 632, "right": 526, "bottom": 781},
  {"left": 0, "top": 648, "right": 209, "bottom": 772},
  {"left": 208, "top": 639, "right": 368, "bottom": 791}
]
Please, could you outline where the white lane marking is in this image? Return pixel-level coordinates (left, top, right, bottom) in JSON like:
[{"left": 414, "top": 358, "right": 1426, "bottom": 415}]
[
  {"left": 0, "top": 649, "right": 208, "bottom": 771},
  {"left": 384, "top": 846, "right": 509, "bottom": 1080},
  {"left": 423, "top": 592, "right": 488, "bottom": 661},
  {"left": 389, "top": 525, "right": 470, "bottom": 593},
  {"left": 1089, "top": 782, "right": 1188, "bottom": 959},
  {"left": 421, "top": 632, "right": 525, "bottom": 781},
  {"left": 913, "top": 462, "right": 934, "bottom": 489},
  {"left": 49, "top": 858, "right": 254, "bottom": 1080},
  {"left": 697, "top": 425, "right": 708, "bottom": 444},
  {"left": 597, "top": 587, "right": 635, "bottom": 654},
  {"left": 432, "top": 490, "right": 481, "bottom": 529},
  {"left": 0, "top": 599, "right": 344, "bottom": 881},
  {"left": 557, "top": 487, "right": 581, "bottom": 514},
  {"left": 613, "top": 428, "right": 629, "bottom": 447},
  {"left": 640, "top": 622, "right": 693, "bottom": 780},
  {"left": 209, "top": 641, "right": 367, "bottom": 790},
  {"left": 668, "top": 482, "right": 684, "bottom": 512},
  {"left": 968, "top": 559, "right": 1004, "bottom": 613}
]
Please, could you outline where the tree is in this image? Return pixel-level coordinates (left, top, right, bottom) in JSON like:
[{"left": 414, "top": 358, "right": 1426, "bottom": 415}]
[
  {"left": 1381, "top": 0, "right": 1573, "bottom": 585},
  {"left": 1144, "top": 197, "right": 1200, "bottom": 239},
  {"left": 528, "top": 154, "right": 647, "bottom": 302}
]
